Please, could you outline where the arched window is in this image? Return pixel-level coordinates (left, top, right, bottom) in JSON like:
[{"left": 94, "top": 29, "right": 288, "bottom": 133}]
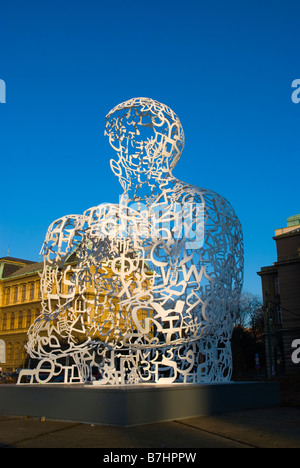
[
  {"left": 7, "top": 343, "right": 12, "bottom": 361},
  {"left": 26, "top": 310, "right": 31, "bottom": 328},
  {"left": 14, "top": 286, "right": 19, "bottom": 303},
  {"left": 13, "top": 343, "right": 22, "bottom": 360},
  {"left": 18, "top": 312, "right": 23, "bottom": 329},
  {"left": 30, "top": 283, "right": 35, "bottom": 300},
  {"left": 5, "top": 288, "right": 10, "bottom": 305},
  {"left": 22, "top": 284, "right": 26, "bottom": 302},
  {"left": 10, "top": 313, "right": 15, "bottom": 330},
  {"left": 0, "top": 339, "right": 6, "bottom": 363},
  {"left": 2, "top": 314, "right": 7, "bottom": 331}
]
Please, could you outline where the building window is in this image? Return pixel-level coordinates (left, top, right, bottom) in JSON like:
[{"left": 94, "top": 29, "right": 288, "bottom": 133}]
[
  {"left": 14, "top": 286, "right": 19, "bottom": 303},
  {"left": 2, "top": 314, "right": 7, "bottom": 331},
  {"left": 275, "top": 276, "right": 280, "bottom": 295},
  {"left": 22, "top": 284, "right": 26, "bottom": 302},
  {"left": 26, "top": 310, "right": 32, "bottom": 328},
  {"left": 7, "top": 343, "right": 12, "bottom": 361},
  {"left": 10, "top": 313, "right": 15, "bottom": 330},
  {"left": 18, "top": 312, "right": 23, "bottom": 329},
  {"left": 76, "top": 299, "right": 83, "bottom": 311},
  {"left": 30, "top": 283, "right": 35, "bottom": 301},
  {"left": 5, "top": 288, "right": 10, "bottom": 305},
  {"left": 277, "top": 305, "right": 282, "bottom": 325},
  {"left": 0, "top": 339, "right": 6, "bottom": 363},
  {"left": 13, "top": 343, "right": 22, "bottom": 361}
]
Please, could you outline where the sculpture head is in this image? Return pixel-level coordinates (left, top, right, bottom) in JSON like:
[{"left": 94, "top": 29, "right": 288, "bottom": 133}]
[{"left": 105, "top": 97, "right": 185, "bottom": 181}]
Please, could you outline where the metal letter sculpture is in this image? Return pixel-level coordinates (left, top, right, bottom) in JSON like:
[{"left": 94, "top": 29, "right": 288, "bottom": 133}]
[{"left": 18, "top": 97, "right": 243, "bottom": 385}]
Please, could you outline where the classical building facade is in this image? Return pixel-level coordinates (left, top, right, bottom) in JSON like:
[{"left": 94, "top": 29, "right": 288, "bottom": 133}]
[
  {"left": 0, "top": 254, "right": 151, "bottom": 374},
  {"left": 257, "top": 215, "right": 300, "bottom": 376},
  {"left": 0, "top": 257, "right": 43, "bottom": 371}
]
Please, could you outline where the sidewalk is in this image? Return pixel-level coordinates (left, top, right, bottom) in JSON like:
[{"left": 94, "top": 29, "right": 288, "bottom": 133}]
[{"left": 1, "top": 406, "right": 300, "bottom": 448}]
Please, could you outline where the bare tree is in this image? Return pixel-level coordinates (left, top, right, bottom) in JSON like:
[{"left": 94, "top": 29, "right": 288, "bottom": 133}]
[{"left": 235, "top": 291, "right": 263, "bottom": 330}]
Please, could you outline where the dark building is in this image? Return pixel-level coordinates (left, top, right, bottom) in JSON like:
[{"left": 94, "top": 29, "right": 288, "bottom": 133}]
[{"left": 257, "top": 215, "right": 300, "bottom": 377}]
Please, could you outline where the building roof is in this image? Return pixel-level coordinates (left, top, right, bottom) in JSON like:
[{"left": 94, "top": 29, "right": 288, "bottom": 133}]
[
  {"left": 8, "top": 261, "right": 44, "bottom": 279},
  {"left": 287, "top": 214, "right": 300, "bottom": 227},
  {"left": 0, "top": 256, "right": 35, "bottom": 265},
  {"left": 0, "top": 251, "right": 80, "bottom": 280},
  {"left": 0, "top": 257, "right": 37, "bottom": 279},
  {"left": 274, "top": 225, "right": 300, "bottom": 239}
]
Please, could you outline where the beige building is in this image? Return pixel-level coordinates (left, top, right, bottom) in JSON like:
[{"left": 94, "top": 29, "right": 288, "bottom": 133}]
[
  {"left": 0, "top": 254, "right": 151, "bottom": 374},
  {"left": 0, "top": 257, "right": 43, "bottom": 371}
]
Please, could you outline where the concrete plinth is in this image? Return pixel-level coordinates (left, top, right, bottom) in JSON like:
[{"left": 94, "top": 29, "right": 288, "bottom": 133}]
[{"left": 0, "top": 381, "right": 280, "bottom": 426}]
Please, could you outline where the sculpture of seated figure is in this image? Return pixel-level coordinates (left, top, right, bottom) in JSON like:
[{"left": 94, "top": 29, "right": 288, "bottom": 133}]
[{"left": 21, "top": 97, "right": 243, "bottom": 385}]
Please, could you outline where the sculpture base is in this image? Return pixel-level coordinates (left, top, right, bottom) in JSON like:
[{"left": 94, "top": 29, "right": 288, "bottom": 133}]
[{"left": 0, "top": 381, "right": 280, "bottom": 426}]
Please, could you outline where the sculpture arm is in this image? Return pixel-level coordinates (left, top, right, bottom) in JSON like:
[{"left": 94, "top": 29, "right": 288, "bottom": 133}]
[{"left": 40, "top": 214, "right": 85, "bottom": 266}]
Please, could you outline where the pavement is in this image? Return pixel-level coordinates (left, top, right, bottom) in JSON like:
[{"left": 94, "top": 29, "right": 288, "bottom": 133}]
[{"left": 1, "top": 405, "right": 300, "bottom": 449}]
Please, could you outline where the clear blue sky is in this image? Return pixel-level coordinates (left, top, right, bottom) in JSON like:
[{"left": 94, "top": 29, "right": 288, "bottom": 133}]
[{"left": 0, "top": 0, "right": 300, "bottom": 297}]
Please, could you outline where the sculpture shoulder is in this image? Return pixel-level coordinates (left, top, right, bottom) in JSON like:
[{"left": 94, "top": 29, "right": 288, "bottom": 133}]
[
  {"left": 46, "top": 202, "right": 119, "bottom": 233},
  {"left": 173, "top": 179, "right": 241, "bottom": 225},
  {"left": 83, "top": 202, "right": 120, "bottom": 224},
  {"left": 45, "top": 213, "right": 83, "bottom": 236}
]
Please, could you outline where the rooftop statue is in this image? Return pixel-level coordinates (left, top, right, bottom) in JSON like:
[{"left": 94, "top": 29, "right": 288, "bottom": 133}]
[{"left": 19, "top": 98, "right": 243, "bottom": 385}]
